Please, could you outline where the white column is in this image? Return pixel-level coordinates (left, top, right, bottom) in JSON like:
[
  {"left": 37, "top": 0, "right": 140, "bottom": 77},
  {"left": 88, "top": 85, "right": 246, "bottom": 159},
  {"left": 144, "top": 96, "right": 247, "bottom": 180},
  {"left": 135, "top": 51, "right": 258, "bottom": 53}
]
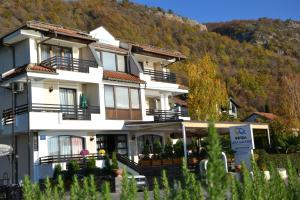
[
  {"left": 182, "top": 124, "right": 187, "bottom": 159},
  {"left": 267, "top": 127, "right": 271, "bottom": 149},
  {"left": 160, "top": 93, "right": 170, "bottom": 110},
  {"left": 140, "top": 87, "right": 147, "bottom": 120}
]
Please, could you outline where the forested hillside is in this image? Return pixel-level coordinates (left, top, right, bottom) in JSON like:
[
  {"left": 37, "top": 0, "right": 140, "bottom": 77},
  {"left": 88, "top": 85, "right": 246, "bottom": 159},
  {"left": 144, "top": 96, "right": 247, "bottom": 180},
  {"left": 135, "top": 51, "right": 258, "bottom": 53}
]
[{"left": 0, "top": 0, "right": 299, "bottom": 121}]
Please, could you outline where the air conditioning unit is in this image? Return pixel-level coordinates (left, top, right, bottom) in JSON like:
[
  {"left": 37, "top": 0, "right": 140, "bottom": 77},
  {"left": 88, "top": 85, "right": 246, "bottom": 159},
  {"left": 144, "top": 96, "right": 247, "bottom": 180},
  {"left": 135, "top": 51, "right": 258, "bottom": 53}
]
[{"left": 12, "top": 82, "right": 25, "bottom": 93}]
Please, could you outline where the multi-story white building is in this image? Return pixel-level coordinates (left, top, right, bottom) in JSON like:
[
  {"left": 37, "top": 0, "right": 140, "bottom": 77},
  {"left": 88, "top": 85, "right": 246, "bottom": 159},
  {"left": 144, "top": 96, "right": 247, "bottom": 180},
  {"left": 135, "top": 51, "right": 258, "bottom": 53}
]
[{"left": 0, "top": 21, "right": 189, "bottom": 182}]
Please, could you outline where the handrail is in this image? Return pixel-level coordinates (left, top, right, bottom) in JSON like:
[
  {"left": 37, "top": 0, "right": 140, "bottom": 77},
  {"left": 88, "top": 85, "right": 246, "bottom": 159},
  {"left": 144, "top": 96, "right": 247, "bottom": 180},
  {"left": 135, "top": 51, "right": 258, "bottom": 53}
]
[
  {"left": 40, "top": 56, "right": 98, "bottom": 73},
  {"left": 2, "top": 104, "right": 28, "bottom": 125},
  {"left": 144, "top": 68, "right": 176, "bottom": 83},
  {"left": 146, "top": 109, "right": 182, "bottom": 122},
  {"left": 39, "top": 153, "right": 105, "bottom": 165},
  {"left": 116, "top": 153, "right": 142, "bottom": 174}
]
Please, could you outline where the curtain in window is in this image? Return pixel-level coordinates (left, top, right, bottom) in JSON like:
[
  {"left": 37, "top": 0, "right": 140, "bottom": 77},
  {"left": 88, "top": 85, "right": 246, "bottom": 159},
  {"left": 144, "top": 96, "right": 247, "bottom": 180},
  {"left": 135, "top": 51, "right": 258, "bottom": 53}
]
[
  {"left": 104, "top": 86, "right": 114, "bottom": 108},
  {"left": 102, "top": 52, "right": 116, "bottom": 71},
  {"left": 117, "top": 55, "right": 126, "bottom": 72},
  {"left": 59, "top": 136, "right": 71, "bottom": 155},
  {"left": 41, "top": 45, "right": 50, "bottom": 61},
  {"left": 48, "top": 137, "right": 59, "bottom": 156},
  {"left": 59, "top": 88, "right": 76, "bottom": 115},
  {"left": 71, "top": 137, "right": 83, "bottom": 154},
  {"left": 130, "top": 89, "right": 140, "bottom": 109},
  {"left": 115, "top": 87, "right": 129, "bottom": 109}
]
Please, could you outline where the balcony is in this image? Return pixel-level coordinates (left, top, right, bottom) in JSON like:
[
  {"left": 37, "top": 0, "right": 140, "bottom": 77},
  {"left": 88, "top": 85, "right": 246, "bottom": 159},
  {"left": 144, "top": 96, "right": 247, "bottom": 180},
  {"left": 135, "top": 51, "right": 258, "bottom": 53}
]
[
  {"left": 144, "top": 69, "right": 176, "bottom": 83},
  {"left": 146, "top": 109, "right": 182, "bottom": 122},
  {"left": 31, "top": 103, "right": 100, "bottom": 120},
  {"left": 1, "top": 104, "right": 100, "bottom": 126},
  {"left": 40, "top": 56, "right": 98, "bottom": 73}
]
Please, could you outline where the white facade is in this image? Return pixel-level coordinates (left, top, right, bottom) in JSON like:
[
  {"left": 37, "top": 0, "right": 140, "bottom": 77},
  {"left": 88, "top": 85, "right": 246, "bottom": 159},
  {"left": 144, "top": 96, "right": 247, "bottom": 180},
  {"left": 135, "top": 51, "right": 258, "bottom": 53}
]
[{"left": 0, "top": 22, "right": 189, "bottom": 183}]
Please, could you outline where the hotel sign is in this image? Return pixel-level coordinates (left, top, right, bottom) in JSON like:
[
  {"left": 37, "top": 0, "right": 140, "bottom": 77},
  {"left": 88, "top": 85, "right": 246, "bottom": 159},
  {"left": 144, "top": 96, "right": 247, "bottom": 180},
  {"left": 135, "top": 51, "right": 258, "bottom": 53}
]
[{"left": 229, "top": 125, "right": 254, "bottom": 150}]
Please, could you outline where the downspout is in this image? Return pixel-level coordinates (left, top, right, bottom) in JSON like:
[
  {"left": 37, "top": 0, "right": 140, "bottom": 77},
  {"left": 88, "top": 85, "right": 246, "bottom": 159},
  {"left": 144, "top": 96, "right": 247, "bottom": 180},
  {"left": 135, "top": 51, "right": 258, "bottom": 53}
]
[{"left": 26, "top": 75, "right": 31, "bottom": 179}]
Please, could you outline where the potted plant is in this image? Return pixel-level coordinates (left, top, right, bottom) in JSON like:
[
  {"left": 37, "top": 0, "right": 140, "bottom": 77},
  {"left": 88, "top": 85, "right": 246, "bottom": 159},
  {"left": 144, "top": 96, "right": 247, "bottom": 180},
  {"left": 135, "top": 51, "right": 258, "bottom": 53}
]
[
  {"left": 173, "top": 139, "right": 184, "bottom": 165},
  {"left": 162, "top": 138, "right": 173, "bottom": 165},
  {"left": 188, "top": 138, "right": 198, "bottom": 165},
  {"left": 98, "top": 149, "right": 106, "bottom": 157},
  {"left": 139, "top": 144, "right": 151, "bottom": 166},
  {"left": 111, "top": 152, "right": 123, "bottom": 176},
  {"left": 152, "top": 138, "right": 162, "bottom": 166}
]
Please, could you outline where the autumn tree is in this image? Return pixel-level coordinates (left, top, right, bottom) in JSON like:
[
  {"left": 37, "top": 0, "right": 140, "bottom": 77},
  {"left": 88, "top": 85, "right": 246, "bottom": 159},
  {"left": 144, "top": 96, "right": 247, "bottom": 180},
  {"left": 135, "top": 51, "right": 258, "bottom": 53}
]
[{"left": 186, "top": 54, "right": 228, "bottom": 120}]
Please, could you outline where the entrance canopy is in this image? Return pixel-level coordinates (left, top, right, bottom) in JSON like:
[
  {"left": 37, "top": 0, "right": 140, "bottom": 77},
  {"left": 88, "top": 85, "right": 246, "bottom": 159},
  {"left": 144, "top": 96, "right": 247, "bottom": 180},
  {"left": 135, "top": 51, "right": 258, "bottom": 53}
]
[{"left": 125, "top": 120, "right": 270, "bottom": 158}]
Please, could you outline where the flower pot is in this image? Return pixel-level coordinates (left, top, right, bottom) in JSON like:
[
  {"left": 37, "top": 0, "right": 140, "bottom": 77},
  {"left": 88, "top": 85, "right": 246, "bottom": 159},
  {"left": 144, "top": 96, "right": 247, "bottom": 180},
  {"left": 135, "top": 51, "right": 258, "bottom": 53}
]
[
  {"left": 113, "top": 168, "right": 123, "bottom": 177},
  {"left": 162, "top": 159, "right": 173, "bottom": 166},
  {"left": 151, "top": 159, "right": 162, "bottom": 166},
  {"left": 139, "top": 159, "right": 151, "bottom": 167},
  {"left": 188, "top": 157, "right": 198, "bottom": 165}
]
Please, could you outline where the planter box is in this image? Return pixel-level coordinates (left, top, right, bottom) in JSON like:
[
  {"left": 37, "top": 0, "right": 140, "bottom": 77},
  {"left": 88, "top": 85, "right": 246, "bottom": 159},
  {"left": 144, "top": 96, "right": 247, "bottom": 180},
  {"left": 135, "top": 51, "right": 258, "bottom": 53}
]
[
  {"left": 139, "top": 160, "right": 151, "bottom": 167},
  {"left": 173, "top": 158, "right": 183, "bottom": 165},
  {"left": 162, "top": 159, "right": 173, "bottom": 166},
  {"left": 151, "top": 159, "right": 162, "bottom": 166}
]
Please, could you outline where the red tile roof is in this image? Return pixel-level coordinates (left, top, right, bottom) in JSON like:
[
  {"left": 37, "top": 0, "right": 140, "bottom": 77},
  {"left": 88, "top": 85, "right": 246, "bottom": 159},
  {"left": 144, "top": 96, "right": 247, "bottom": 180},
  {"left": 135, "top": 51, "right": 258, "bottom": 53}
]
[
  {"left": 251, "top": 112, "right": 278, "bottom": 121},
  {"left": 1, "top": 64, "right": 56, "bottom": 80},
  {"left": 120, "top": 40, "right": 186, "bottom": 59},
  {"left": 1, "top": 21, "right": 96, "bottom": 43},
  {"left": 103, "top": 70, "right": 145, "bottom": 84},
  {"left": 91, "top": 43, "right": 128, "bottom": 54}
]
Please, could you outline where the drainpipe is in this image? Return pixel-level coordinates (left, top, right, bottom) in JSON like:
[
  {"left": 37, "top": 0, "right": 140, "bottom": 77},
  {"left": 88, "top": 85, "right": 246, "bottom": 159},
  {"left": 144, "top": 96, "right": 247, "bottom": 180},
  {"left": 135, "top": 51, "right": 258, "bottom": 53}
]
[{"left": 26, "top": 75, "right": 31, "bottom": 179}]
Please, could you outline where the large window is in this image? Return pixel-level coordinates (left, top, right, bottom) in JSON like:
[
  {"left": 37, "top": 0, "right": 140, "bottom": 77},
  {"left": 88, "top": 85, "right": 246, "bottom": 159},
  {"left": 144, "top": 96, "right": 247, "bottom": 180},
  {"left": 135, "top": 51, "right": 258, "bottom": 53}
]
[
  {"left": 41, "top": 44, "right": 72, "bottom": 61},
  {"left": 101, "top": 51, "right": 126, "bottom": 72},
  {"left": 104, "top": 86, "right": 140, "bottom": 109},
  {"left": 115, "top": 87, "right": 129, "bottom": 109},
  {"left": 48, "top": 136, "right": 84, "bottom": 156}
]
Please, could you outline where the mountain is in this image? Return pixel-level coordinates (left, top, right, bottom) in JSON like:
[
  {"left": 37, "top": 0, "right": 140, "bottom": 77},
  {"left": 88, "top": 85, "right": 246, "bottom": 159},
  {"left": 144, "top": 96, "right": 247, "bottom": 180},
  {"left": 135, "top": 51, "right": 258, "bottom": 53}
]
[
  {"left": 0, "top": 0, "right": 299, "bottom": 119},
  {"left": 206, "top": 18, "right": 300, "bottom": 60}
]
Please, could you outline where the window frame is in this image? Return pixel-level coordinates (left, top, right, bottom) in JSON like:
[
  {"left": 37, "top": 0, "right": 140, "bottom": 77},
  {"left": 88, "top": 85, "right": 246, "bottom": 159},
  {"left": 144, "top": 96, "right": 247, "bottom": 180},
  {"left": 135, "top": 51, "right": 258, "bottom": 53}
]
[
  {"left": 100, "top": 51, "right": 126, "bottom": 72},
  {"left": 48, "top": 135, "right": 85, "bottom": 156},
  {"left": 40, "top": 44, "right": 73, "bottom": 62}
]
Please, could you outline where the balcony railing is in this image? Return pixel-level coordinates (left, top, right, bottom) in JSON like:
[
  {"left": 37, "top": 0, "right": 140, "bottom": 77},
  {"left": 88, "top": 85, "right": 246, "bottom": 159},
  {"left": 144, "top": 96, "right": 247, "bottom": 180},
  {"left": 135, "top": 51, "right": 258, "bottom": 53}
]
[
  {"left": 144, "top": 69, "right": 176, "bottom": 83},
  {"left": 2, "top": 104, "right": 28, "bottom": 125},
  {"left": 39, "top": 153, "right": 104, "bottom": 165},
  {"left": 40, "top": 56, "right": 98, "bottom": 73},
  {"left": 1, "top": 104, "right": 100, "bottom": 125},
  {"left": 146, "top": 109, "right": 182, "bottom": 122},
  {"left": 31, "top": 103, "right": 100, "bottom": 120}
]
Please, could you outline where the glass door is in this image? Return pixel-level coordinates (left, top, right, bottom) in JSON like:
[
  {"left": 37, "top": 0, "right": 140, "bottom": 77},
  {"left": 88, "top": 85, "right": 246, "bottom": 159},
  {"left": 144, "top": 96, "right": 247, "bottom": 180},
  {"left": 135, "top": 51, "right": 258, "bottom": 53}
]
[{"left": 59, "top": 88, "right": 77, "bottom": 119}]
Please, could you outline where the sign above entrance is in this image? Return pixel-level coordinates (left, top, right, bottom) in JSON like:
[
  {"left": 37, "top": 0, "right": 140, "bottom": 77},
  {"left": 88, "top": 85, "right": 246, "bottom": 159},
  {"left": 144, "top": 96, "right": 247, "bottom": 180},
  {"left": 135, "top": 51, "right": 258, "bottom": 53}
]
[{"left": 229, "top": 125, "right": 254, "bottom": 150}]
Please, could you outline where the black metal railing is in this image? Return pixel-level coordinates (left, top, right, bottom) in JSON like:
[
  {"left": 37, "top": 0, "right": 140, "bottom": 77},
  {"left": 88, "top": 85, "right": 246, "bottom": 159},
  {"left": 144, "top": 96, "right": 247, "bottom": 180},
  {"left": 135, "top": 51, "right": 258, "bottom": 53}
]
[
  {"left": 146, "top": 109, "right": 182, "bottom": 122},
  {"left": 116, "top": 153, "right": 142, "bottom": 174},
  {"left": 40, "top": 56, "right": 98, "bottom": 73},
  {"left": 144, "top": 69, "right": 176, "bottom": 83},
  {"left": 31, "top": 103, "right": 100, "bottom": 120},
  {"left": 2, "top": 104, "right": 28, "bottom": 125},
  {"left": 39, "top": 153, "right": 104, "bottom": 165}
]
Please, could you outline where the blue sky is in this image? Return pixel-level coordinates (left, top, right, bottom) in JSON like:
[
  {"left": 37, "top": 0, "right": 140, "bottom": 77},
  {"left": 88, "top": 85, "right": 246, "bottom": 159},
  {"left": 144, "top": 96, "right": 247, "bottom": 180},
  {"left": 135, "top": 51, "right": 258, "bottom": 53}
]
[{"left": 131, "top": 0, "right": 300, "bottom": 23}]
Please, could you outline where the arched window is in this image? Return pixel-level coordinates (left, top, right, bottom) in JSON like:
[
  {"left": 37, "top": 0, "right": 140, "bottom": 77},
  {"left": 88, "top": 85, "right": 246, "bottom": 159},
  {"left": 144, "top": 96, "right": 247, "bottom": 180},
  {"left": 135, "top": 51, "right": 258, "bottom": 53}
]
[
  {"left": 48, "top": 136, "right": 85, "bottom": 156},
  {"left": 137, "top": 135, "right": 162, "bottom": 154}
]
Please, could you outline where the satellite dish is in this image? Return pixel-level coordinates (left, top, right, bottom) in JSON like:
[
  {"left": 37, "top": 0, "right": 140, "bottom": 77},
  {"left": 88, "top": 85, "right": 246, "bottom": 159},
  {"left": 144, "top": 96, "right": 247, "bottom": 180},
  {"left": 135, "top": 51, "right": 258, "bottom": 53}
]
[{"left": 0, "top": 144, "right": 13, "bottom": 157}]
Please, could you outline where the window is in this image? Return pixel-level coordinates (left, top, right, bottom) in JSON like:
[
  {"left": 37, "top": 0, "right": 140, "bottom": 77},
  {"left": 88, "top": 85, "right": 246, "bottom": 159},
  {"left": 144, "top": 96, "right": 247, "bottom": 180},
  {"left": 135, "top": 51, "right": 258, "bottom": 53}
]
[
  {"left": 101, "top": 51, "right": 126, "bottom": 72},
  {"left": 115, "top": 87, "right": 129, "bottom": 109},
  {"left": 48, "top": 136, "right": 84, "bottom": 156},
  {"left": 104, "top": 86, "right": 140, "bottom": 110},
  {"left": 117, "top": 55, "right": 126, "bottom": 72},
  {"left": 130, "top": 89, "right": 140, "bottom": 109},
  {"left": 104, "top": 86, "right": 115, "bottom": 108},
  {"left": 40, "top": 44, "right": 72, "bottom": 62},
  {"left": 102, "top": 52, "right": 116, "bottom": 71}
]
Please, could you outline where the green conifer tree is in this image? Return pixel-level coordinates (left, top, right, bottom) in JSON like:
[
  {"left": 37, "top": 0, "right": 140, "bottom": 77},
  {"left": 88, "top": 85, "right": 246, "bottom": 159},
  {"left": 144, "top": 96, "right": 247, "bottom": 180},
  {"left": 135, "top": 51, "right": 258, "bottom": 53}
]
[
  {"left": 57, "top": 175, "right": 65, "bottom": 199},
  {"left": 88, "top": 175, "right": 97, "bottom": 200},
  {"left": 70, "top": 176, "right": 80, "bottom": 200},
  {"left": 153, "top": 177, "right": 160, "bottom": 200},
  {"left": 23, "top": 175, "right": 34, "bottom": 200},
  {"left": 206, "top": 122, "right": 227, "bottom": 199},
  {"left": 162, "top": 170, "right": 170, "bottom": 200},
  {"left": 120, "top": 170, "right": 130, "bottom": 200},
  {"left": 241, "top": 163, "right": 253, "bottom": 200},
  {"left": 286, "top": 158, "right": 300, "bottom": 199},
  {"left": 44, "top": 177, "right": 52, "bottom": 199},
  {"left": 101, "top": 182, "right": 111, "bottom": 200},
  {"left": 143, "top": 187, "right": 150, "bottom": 200}
]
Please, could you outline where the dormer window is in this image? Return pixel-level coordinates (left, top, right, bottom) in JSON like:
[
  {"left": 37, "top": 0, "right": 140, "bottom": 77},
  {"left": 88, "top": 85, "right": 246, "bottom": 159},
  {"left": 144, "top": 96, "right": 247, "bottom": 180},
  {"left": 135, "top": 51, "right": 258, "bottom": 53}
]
[{"left": 100, "top": 51, "right": 126, "bottom": 72}]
